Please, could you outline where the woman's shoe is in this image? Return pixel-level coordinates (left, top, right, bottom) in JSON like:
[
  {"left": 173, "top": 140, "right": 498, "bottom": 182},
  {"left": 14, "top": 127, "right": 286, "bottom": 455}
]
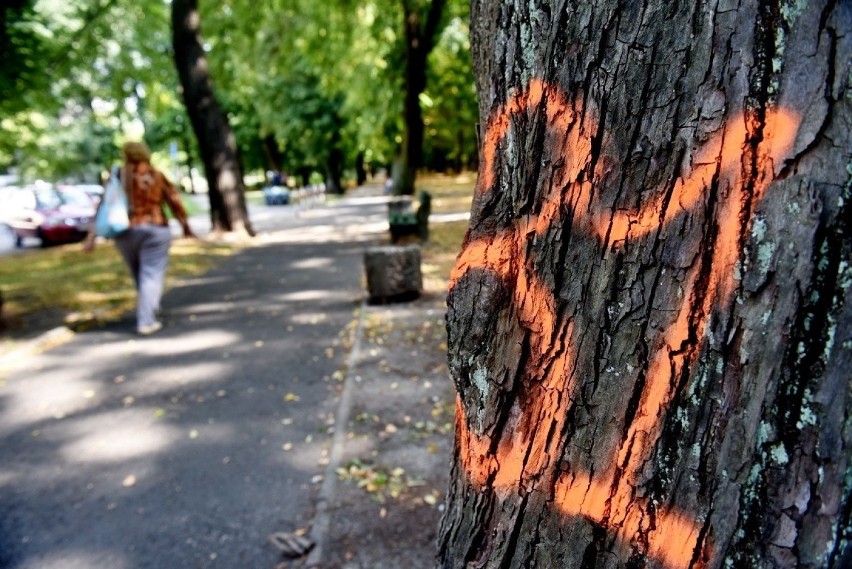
[{"left": 137, "top": 321, "right": 163, "bottom": 336}]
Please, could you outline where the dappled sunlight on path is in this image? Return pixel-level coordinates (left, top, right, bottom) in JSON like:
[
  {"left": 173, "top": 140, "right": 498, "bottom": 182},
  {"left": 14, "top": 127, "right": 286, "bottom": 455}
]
[{"left": 0, "top": 188, "right": 393, "bottom": 568}]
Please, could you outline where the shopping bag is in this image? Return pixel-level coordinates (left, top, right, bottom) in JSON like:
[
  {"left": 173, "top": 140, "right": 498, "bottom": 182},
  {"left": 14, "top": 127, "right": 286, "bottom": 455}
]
[{"left": 94, "top": 174, "right": 130, "bottom": 238}]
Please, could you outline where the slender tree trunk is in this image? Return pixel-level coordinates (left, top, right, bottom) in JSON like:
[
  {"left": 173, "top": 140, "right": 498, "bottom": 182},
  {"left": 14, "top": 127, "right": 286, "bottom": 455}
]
[
  {"left": 455, "top": 128, "right": 464, "bottom": 173},
  {"left": 325, "top": 147, "right": 344, "bottom": 195},
  {"left": 394, "top": 0, "right": 446, "bottom": 196},
  {"left": 297, "top": 166, "right": 312, "bottom": 187},
  {"left": 263, "top": 135, "right": 284, "bottom": 173},
  {"left": 439, "top": 2, "right": 851, "bottom": 568},
  {"left": 171, "top": 0, "right": 254, "bottom": 235},
  {"left": 356, "top": 151, "right": 367, "bottom": 186},
  {"left": 179, "top": 132, "right": 196, "bottom": 194}
]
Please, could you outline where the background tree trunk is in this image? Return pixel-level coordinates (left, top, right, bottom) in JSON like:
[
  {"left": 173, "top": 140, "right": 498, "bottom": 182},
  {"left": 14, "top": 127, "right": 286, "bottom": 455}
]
[
  {"left": 179, "top": 132, "right": 197, "bottom": 194},
  {"left": 263, "top": 135, "right": 284, "bottom": 174},
  {"left": 325, "top": 147, "right": 344, "bottom": 195},
  {"left": 172, "top": 0, "right": 254, "bottom": 235},
  {"left": 439, "top": 2, "right": 851, "bottom": 568},
  {"left": 356, "top": 151, "right": 368, "bottom": 186},
  {"left": 394, "top": 0, "right": 446, "bottom": 196}
]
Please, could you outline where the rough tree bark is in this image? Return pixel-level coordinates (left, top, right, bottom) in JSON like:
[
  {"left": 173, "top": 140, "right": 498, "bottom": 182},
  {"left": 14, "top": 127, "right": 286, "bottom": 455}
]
[
  {"left": 171, "top": 0, "right": 254, "bottom": 235},
  {"left": 394, "top": 0, "right": 446, "bottom": 196},
  {"left": 439, "top": 2, "right": 851, "bottom": 569}
]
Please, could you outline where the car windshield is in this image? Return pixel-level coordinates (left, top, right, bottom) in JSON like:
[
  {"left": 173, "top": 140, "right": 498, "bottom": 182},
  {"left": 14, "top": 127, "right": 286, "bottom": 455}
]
[
  {"left": 33, "top": 189, "right": 64, "bottom": 209},
  {"left": 60, "top": 188, "right": 93, "bottom": 207}
]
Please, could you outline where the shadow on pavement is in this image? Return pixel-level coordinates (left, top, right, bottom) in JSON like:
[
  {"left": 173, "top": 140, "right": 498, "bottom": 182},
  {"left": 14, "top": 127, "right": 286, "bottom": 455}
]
[{"left": 0, "top": 187, "right": 458, "bottom": 569}]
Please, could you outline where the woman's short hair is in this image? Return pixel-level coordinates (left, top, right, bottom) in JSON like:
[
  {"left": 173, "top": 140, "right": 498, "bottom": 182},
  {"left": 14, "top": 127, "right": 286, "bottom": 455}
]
[{"left": 122, "top": 141, "right": 152, "bottom": 163}]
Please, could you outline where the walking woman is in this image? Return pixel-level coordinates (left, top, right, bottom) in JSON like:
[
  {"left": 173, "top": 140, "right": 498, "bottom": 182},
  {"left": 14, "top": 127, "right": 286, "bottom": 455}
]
[{"left": 85, "top": 141, "right": 195, "bottom": 335}]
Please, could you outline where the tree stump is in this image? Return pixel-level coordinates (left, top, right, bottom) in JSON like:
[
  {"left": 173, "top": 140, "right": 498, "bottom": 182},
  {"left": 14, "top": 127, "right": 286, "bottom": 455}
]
[{"left": 364, "top": 244, "right": 422, "bottom": 303}]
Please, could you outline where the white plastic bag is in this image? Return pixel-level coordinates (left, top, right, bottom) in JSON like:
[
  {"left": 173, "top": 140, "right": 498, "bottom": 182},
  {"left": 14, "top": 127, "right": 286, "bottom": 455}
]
[{"left": 94, "top": 174, "right": 129, "bottom": 238}]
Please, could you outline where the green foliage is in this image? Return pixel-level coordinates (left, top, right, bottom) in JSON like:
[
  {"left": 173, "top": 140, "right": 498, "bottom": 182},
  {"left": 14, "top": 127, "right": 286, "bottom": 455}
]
[
  {"left": 0, "top": 1, "right": 53, "bottom": 116},
  {"left": 1, "top": 0, "right": 477, "bottom": 186},
  {"left": 260, "top": 62, "right": 346, "bottom": 174},
  {"left": 0, "top": 0, "right": 191, "bottom": 183},
  {"left": 423, "top": 15, "right": 478, "bottom": 171}
]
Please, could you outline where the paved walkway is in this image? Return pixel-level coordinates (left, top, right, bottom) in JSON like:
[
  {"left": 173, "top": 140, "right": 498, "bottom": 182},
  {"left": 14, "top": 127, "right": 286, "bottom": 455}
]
[{"left": 0, "top": 187, "right": 455, "bottom": 568}]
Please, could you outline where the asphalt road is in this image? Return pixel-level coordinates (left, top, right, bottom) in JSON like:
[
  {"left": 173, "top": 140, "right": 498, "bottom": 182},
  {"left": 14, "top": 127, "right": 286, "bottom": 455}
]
[{"left": 0, "top": 190, "right": 390, "bottom": 568}]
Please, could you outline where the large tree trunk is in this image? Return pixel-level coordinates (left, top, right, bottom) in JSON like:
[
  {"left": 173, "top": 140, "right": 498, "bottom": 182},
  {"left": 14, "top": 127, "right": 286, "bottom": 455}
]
[
  {"left": 171, "top": 0, "right": 254, "bottom": 236},
  {"left": 438, "top": 2, "right": 851, "bottom": 568},
  {"left": 394, "top": 0, "right": 446, "bottom": 196}
]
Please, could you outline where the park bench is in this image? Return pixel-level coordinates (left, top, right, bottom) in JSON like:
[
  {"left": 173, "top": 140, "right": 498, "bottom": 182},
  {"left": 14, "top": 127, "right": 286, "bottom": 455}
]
[{"left": 387, "top": 190, "right": 431, "bottom": 243}]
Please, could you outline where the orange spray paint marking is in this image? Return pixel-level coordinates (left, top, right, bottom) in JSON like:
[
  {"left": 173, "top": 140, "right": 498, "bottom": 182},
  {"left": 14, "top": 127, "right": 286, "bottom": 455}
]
[
  {"left": 595, "top": 109, "right": 800, "bottom": 245},
  {"left": 613, "top": 108, "right": 800, "bottom": 492},
  {"left": 451, "top": 79, "right": 801, "bottom": 568},
  {"left": 478, "top": 79, "right": 585, "bottom": 194}
]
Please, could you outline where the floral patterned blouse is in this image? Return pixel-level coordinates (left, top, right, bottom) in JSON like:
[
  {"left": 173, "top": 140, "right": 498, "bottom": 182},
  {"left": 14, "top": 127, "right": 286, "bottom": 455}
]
[{"left": 123, "top": 162, "right": 189, "bottom": 227}]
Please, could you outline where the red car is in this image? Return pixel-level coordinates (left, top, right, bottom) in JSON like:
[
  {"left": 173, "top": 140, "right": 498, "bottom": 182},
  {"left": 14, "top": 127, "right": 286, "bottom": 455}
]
[{"left": 0, "top": 184, "right": 96, "bottom": 247}]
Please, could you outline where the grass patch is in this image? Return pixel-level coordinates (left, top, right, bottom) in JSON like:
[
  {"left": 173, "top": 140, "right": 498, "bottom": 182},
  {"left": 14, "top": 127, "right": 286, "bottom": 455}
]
[
  {"left": 414, "top": 172, "right": 476, "bottom": 291},
  {"left": 0, "top": 238, "right": 237, "bottom": 335},
  {"left": 165, "top": 194, "right": 207, "bottom": 219},
  {"left": 180, "top": 194, "right": 207, "bottom": 217},
  {"left": 421, "top": 220, "right": 470, "bottom": 290},
  {"left": 416, "top": 172, "right": 477, "bottom": 215},
  {"left": 244, "top": 190, "right": 265, "bottom": 207}
]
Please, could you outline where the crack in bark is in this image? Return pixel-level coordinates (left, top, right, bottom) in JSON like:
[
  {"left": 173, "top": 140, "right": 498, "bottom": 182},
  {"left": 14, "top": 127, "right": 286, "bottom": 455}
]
[
  {"left": 779, "top": 4, "right": 839, "bottom": 180},
  {"left": 443, "top": 45, "right": 806, "bottom": 562}
]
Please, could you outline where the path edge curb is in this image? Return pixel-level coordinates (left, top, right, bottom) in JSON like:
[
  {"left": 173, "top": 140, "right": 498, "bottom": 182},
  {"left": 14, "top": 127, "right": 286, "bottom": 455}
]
[
  {"left": 0, "top": 326, "right": 75, "bottom": 373},
  {"left": 305, "top": 299, "right": 368, "bottom": 566}
]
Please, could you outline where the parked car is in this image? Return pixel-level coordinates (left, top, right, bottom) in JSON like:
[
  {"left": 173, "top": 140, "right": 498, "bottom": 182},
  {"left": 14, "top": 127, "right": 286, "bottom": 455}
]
[
  {"left": 0, "top": 184, "right": 96, "bottom": 247},
  {"left": 58, "top": 185, "right": 101, "bottom": 208},
  {"left": 58, "top": 183, "right": 104, "bottom": 205},
  {"left": 262, "top": 185, "right": 290, "bottom": 205}
]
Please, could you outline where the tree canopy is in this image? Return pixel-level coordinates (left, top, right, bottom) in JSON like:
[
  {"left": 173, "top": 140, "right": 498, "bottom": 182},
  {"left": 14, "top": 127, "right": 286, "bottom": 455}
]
[{"left": 1, "top": 0, "right": 477, "bottom": 189}]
